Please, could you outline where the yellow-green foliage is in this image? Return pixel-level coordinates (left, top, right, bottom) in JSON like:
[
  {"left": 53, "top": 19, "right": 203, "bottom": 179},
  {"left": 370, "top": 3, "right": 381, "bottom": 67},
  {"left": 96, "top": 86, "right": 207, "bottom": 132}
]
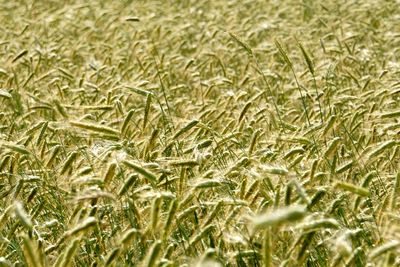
[{"left": 0, "top": 0, "right": 399, "bottom": 266}]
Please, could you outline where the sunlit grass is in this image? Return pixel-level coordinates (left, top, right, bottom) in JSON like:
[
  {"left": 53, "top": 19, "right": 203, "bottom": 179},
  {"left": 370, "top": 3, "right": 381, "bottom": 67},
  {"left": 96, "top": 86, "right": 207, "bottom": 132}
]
[{"left": 0, "top": 0, "right": 399, "bottom": 266}]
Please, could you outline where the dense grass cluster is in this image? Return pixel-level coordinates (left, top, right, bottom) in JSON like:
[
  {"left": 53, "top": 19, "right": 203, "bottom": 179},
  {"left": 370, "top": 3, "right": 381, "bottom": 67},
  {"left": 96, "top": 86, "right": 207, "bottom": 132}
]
[{"left": 1, "top": 0, "right": 400, "bottom": 266}]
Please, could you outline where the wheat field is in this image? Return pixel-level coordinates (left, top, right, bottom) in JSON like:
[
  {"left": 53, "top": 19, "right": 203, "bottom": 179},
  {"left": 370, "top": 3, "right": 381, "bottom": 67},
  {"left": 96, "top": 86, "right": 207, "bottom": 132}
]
[{"left": 0, "top": 0, "right": 400, "bottom": 266}]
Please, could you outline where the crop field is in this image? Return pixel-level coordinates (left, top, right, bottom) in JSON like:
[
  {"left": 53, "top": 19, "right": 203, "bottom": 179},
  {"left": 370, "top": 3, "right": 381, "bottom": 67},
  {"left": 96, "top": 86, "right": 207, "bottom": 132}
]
[{"left": 0, "top": 0, "right": 400, "bottom": 266}]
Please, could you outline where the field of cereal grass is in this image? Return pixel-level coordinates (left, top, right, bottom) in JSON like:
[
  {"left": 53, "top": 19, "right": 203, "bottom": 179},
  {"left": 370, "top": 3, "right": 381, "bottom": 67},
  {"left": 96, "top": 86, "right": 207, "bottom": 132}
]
[{"left": 0, "top": 0, "right": 400, "bottom": 266}]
